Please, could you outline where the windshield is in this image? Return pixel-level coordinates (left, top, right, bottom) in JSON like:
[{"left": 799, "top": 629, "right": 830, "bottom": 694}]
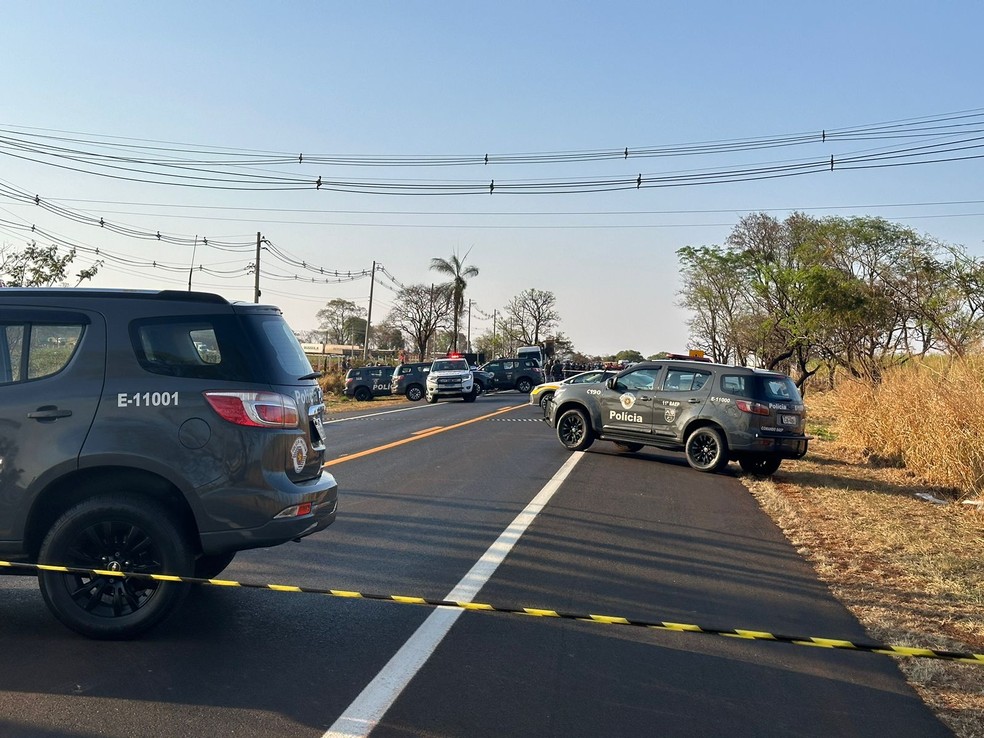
[{"left": 432, "top": 360, "right": 468, "bottom": 372}]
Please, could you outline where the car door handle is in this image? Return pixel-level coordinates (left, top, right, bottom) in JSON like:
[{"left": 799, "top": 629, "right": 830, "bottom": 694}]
[
  {"left": 688, "top": 398, "right": 702, "bottom": 404},
  {"left": 28, "top": 406, "right": 73, "bottom": 420}
]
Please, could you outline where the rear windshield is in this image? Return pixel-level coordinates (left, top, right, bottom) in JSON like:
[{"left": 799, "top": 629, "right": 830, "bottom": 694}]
[
  {"left": 720, "top": 374, "right": 802, "bottom": 403},
  {"left": 131, "top": 313, "right": 313, "bottom": 385}
]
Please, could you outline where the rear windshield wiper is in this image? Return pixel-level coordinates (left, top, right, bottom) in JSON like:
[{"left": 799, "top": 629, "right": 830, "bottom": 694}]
[{"left": 297, "top": 371, "right": 323, "bottom": 380}]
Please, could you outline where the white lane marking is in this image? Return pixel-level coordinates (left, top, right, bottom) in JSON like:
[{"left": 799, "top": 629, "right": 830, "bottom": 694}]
[
  {"left": 323, "top": 452, "right": 585, "bottom": 738},
  {"left": 324, "top": 404, "right": 439, "bottom": 424}
]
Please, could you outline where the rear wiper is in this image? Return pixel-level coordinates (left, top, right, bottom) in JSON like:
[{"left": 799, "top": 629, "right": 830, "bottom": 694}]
[{"left": 297, "top": 371, "right": 323, "bottom": 380}]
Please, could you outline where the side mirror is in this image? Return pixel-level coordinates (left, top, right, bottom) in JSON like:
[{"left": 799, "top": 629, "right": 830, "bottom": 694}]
[{"left": 605, "top": 377, "right": 617, "bottom": 390}]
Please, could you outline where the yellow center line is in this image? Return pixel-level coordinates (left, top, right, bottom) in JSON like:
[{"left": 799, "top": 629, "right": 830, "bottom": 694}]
[
  {"left": 323, "top": 403, "right": 527, "bottom": 467},
  {"left": 413, "top": 426, "right": 445, "bottom": 435}
]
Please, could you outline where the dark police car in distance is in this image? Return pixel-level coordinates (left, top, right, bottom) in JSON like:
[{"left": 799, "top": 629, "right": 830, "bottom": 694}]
[{"left": 344, "top": 365, "right": 395, "bottom": 401}]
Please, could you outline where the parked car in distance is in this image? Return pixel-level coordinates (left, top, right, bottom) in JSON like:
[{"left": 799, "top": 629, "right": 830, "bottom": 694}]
[
  {"left": 530, "top": 369, "right": 618, "bottom": 416},
  {"left": 471, "top": 366, "right": 495, "bottom": 394},
  {"left": 344, "top": 365, "right": 395, "bottom": 401},
  {"left": 391, "top": 362, "right": 431, "bottom": 401},
  {"left": 479, "top": 357, "right": 544, "bottom": 393},
  {"left": 516, "top": 345, "right": 544, "bottom": 367},
  {"left": 425, "top": 357, "right": 475, "bottom": 403}
]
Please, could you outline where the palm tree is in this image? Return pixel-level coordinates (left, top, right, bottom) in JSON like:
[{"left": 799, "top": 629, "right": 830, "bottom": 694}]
[{"left": 430, "top": 250, "right": 479, "bottom": 351}]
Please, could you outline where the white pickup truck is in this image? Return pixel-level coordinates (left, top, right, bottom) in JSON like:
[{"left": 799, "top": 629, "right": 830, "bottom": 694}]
[{"left": 425, "top": 357, "right": 476, "bottom": 403}]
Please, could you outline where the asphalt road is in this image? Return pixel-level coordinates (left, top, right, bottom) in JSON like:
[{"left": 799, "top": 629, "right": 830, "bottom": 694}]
[{"left": 0, "top": 392, "right": 951, "bottom": 737}]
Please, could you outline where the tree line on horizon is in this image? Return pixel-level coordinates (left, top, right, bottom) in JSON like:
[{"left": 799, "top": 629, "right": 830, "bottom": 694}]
[{"left": 677, "top": 213, "right": 984, "bottom": 386}]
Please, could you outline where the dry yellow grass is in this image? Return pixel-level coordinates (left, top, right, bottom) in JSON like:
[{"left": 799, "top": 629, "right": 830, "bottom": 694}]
[
  {"left": 826, "top": 357, "right": 984, "bottom": 499},
  {"left": 745, "top": 386, "right": 984, "bottom": 737}
]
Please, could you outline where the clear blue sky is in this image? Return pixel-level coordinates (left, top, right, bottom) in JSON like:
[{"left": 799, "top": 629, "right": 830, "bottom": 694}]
[{"left": 1, "top": 2, "right": 982, "bottom": 357}]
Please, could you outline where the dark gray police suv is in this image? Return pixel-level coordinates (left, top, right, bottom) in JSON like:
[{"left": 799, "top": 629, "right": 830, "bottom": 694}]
[
  {"left": 545, "top": 360, "right": 808, "bottom": 475},
  {"left": 343, "top": 364, "right": 395, "bottom": 401},
  {"left": 0, "top": 289, "right": 338, "bottom": 638}
]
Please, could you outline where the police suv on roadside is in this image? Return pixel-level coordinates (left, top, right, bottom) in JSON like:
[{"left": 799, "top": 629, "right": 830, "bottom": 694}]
[
  {"left": 0, "top": 289, "right": 338, "bottom": 639},
  {"left": 545, "top": 359, "right": 808, "bottom": 475}
]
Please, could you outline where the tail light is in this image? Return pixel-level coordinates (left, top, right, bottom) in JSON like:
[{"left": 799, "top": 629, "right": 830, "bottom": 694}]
[
  {"left": 735, "top": 399, "right": 770, "bottom": 416},
  {"left": 204, "top": 391, "right": 300, "bottom": 428}
]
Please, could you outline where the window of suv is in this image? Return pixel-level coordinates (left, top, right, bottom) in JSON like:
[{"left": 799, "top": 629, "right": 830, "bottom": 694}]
[
  {"left": 131, "top": 316, "right": 255, "bottom": 382},
  {"left": 614, "top": 367, "right": 661, "bottom": 391},
  {"left": 0, "top": 320, "right": 85, "bottom": 384},
  {"left": 721, "top": 374, "right": 801, "bottom": 403},
  {"left": 662, "top": 368, "right": 711, "bottom": 392}
]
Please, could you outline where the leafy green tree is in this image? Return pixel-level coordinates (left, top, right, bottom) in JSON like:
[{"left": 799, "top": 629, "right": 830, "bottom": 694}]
[
  {"left": 0, "top": 242, "right": 101, "bottom": 287},
  {"left": 430, "top": 251, "right": 479, "bottom": 352},
  {"left": 316, "top": 299, "right": 365, "bottom": 345}
]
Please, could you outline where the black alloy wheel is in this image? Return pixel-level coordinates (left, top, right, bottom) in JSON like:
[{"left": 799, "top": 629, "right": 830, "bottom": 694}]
[
  {"left": 38, "top": 495, "right": 193, "bottom": 639},
  {"left": 685, "top": 426, "right": 728, "bottom": 472},
  {"left": 739, "top": 455, "right": 782, "bottom": 476},
  {"left": 406, "top": 385, "right": 424, "bottom": 402},
  {"left": 557, "top": 408, "right": 594, "bottom": 451}
]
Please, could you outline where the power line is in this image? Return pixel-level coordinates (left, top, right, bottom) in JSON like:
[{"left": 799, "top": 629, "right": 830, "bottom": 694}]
[{"left": 0, "top": 110, "right": 981, "bottom": 195}]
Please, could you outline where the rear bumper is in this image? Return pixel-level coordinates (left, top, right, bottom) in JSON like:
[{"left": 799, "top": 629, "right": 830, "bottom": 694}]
[
  {"left": 748, "top": 434, "right": 810, "bottom": 458},
  {"left": 199, "top": 471, "right": 338, "bottom": 554}
]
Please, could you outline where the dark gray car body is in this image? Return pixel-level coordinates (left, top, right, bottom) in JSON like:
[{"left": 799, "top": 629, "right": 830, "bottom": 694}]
[
  {"left": 545, "top": 360, "right": 808, "bottom": 474},
  {"left": 0, "top": 289, "right": 338, "bottom": 564},
  {"left": 344, "top": 365, "right": 395, "bottom": 401},
  {"left": 391, "top": 362, "right": 431, "bottom": 401},
  {"left": 479, "top": 357, "right": 544, "bottom": 393}
]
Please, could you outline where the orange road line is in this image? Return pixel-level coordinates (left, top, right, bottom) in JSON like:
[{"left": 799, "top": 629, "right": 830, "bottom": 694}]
[{"left": 323, "top": 403, "right": 526, "bottom": 467}]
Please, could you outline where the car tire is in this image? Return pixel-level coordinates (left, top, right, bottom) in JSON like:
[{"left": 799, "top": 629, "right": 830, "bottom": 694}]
[
  {"left": 354, "top": 387, "right": 372, "bottom": 402},
  {"left": 516, "top": 378, "right": 533, "bottom": 393},
  {"left": 38, "top": 494, "right": 193, "bottom": 640},
  {"left": 405, "top": 385, "right": 424, "bottom": 402},
  {"left": 538, "top": 391, "right": 554, "bottom": 409},
  {"left": 194, "top": 551, "right": 237, "bottom": 579},
  {"left": 685, "top": 426, "right": 728, "bottom": 472},
  {"left": 463, "top": 390, "right": 476, "bottom": 403},
  {"left": 425, "top": 393, "right": 437, "bottom": 403},
  {"left": 557, "top": 408, "right": 594, "bottom": 451},
  {"left": 739, "top": 455, "right": 782, "bottom": 476},
  {"left": 613, "top": 441, "right": 644, "bottom": 453}
]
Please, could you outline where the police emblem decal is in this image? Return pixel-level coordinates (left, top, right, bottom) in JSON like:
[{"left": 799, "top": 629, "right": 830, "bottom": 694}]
[
  {"left": 290, "top": 437, "right": 308, "bottom": 473},
  {"left": 620, "top": 393, "right": 636, "bottom": 410}
]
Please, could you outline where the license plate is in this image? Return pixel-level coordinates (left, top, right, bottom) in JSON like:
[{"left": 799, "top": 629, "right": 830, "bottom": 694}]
[
  {"left": 312, "top": 415, "right": 327, "bottom": 445},
  {"left": 780, "top": 414, "right": 798, "bottom": 426}
]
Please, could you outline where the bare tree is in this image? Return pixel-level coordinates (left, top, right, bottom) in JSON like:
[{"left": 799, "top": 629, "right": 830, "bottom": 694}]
[
  {"left": 385, "top": 284, "right": 453, "bottom": 360},
  {"left": 504, "top": 288, "right": 560, "bottom": 345}
]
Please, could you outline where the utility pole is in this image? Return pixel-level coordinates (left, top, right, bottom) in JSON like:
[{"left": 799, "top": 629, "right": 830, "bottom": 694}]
[
  {"left": 467, "top": 299, "right": 472, "bottom": 352},
  {"left": 492, "top": 309, "right": 497, "bottom": 357},
  {"left": 188, "top": 235, "right": 198, "bottom": 291},
  {"left": 363, "top": 261, "right": 376, "bottom": 360},
  {"left": 253, "top": 232, "right": 262, "bottom": 303}
]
